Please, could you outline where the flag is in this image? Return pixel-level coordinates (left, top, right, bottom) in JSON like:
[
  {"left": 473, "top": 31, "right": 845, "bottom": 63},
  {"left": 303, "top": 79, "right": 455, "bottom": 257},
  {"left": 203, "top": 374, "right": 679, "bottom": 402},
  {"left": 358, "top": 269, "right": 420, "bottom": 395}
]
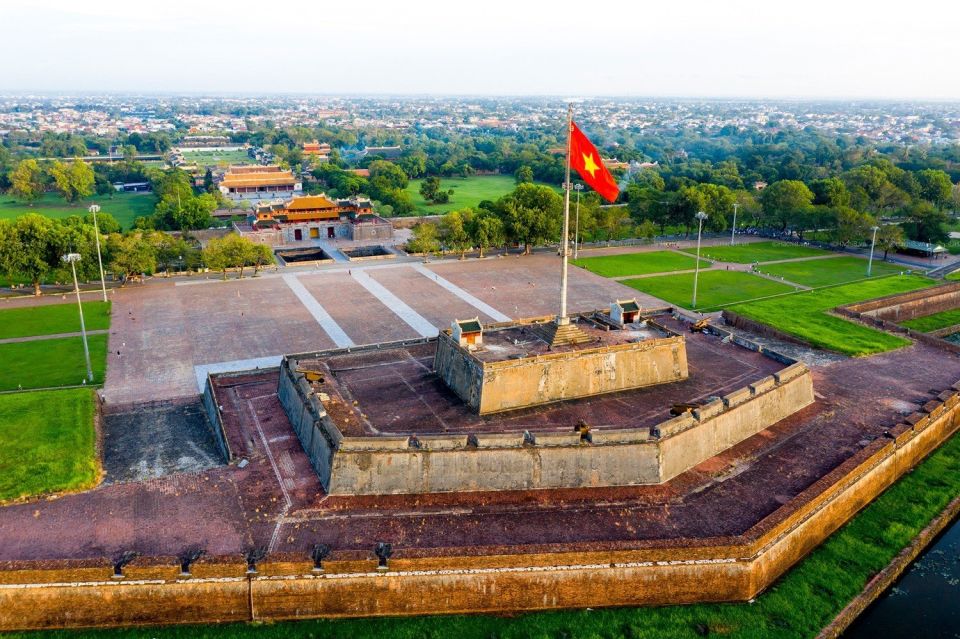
[{"left": 569, "top": 122, "right": 620, "bottom": 202}]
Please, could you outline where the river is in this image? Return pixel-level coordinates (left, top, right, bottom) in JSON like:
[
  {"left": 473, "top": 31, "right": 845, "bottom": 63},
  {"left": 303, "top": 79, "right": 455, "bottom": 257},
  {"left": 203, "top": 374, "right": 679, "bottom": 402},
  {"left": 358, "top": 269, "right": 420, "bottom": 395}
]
[{"left": 844, "top": 517, "right": 960, "bottom": 638}]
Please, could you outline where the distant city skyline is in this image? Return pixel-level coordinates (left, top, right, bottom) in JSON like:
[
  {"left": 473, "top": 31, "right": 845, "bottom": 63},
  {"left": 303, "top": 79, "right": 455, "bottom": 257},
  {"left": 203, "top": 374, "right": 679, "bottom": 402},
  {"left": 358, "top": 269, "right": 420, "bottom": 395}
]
[{"left": 2, "top": 0, "right": 957, "bottom": 100}]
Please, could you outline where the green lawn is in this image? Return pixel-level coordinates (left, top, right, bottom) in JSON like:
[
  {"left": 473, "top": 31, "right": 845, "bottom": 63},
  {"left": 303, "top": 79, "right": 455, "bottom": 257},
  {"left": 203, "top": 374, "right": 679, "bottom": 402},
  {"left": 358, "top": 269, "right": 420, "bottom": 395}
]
[
  {"left": 729, "top": 275, "right": 934, "bottom": 356},
  {"left": 179, "top": 149, "right": 254, "bottom": 167},
  {"left": 681, "top": 241, "right": 830, "bottom": 264},
  {"left": 901, "top": 308, "right": 960, "bottom": 332},
  {"left": 0, "top": 334, "right": 108, "bottom": 391},
  {"left": 0, "top": 191, "right": 157, "bottom": 230},
  {"left": 572, "top": 251, "right": 709, "bottom": 278},
  {"left": 15, "top": 398, "right": 960, "bottom": 638},
  {"left": 0, "top": 301, "right": 110, "bottom": 339},
  {"left": 756, "top": 256, "right": 907, "bottom": 288},
  {"left": 0, "top": 388, "right": 98, "bottom": 502},
  {"left": 622, "top": 270, "right": 796, "bottom": 311},
  {"left": 405, "top": 175, "right": 543, "bottom": 215}
]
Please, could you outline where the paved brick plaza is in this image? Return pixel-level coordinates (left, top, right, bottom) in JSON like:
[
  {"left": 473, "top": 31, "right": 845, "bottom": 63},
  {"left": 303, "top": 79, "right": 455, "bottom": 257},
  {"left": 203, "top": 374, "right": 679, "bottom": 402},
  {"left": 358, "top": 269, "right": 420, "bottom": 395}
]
[{"left": 102, "top": 254, "right": 656, "bottom": 405}]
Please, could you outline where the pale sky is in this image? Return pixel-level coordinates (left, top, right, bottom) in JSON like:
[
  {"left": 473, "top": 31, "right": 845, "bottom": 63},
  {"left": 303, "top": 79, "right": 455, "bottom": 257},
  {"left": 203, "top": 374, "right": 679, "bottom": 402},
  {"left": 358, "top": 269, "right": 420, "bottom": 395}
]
[{"left": 1, "top": 0, "right": 957, "bottom": 99}]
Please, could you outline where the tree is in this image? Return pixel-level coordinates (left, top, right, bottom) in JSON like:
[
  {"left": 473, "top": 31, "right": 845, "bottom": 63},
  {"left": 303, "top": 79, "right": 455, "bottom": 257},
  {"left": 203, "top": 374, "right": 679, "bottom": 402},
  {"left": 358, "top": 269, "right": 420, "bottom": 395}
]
[
  {"left": 85, "top": 211, "right": 121, "bottom": 235},
  {"left": 916, "top": 169, "right": 953, "bottom": 208},
  {"left": 419, "top": 176, "right": 442, "bottom": 202},
  {"left": 832, "top": 207, "right": 873, "bottom": 247},
  {"left": 514, "top": 166, "right": 534, "bottom": 185},
  {"left": 810, "top": 177, "right": 850, "bottom": 208},
  {"left": 875, "top": 224, "right": 905, "bottom": 260},
  {"left": 249, "top": 243, "right": 274, "bottom": 275},
  {"left": 469, "top": 211, "right": 505, "bottom": 258},
  {"left": 497, "top": 183, "right": 562, "bottom": 254},
  {"left": 637, "top": 219, "right": 657, "bottom": 241},
  {"left": 48, "top": 159, "right": 95, "bottom": 204},
  {"left": 218, "top": 234, "right": 256, "bottom": 279},
  {"left": 107, "top": 232, "right": 157, "bottom": 284},
  {"left": 594, "top": 205, "right": 630, "bottom": 241},
  {"left": 407, "top": 222, "right": 440, "bottom": 254},
  {"left": 759, "top": 180, "right": 814, "bottom": 231},
  {"left": 0, "top": 219, "right": 21, "bottom": 287},
  {"left": 904, "top": 201, "right": 948, "bottom": 244},
  {"left": 10, "top": 214, "right": 62, "bottom": 295},
  {"left": 202, "top": 236, "right": 230, "bottom": 279},
  {"left": 441, "top": 209, "right": 473, "bottom": 259},
  {"left": 8, "top": 159, "right": 45, "bottom": 204},
  {"left": 694, "top": 183, "right": 734, "bottom": 231}
]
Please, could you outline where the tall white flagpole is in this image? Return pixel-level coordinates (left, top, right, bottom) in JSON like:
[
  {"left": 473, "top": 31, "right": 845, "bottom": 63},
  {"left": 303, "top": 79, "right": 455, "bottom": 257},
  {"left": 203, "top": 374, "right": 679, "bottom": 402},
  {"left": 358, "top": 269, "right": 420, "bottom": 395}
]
[{"left": 558, "top": 103, "right": 573, "bottom": 326}]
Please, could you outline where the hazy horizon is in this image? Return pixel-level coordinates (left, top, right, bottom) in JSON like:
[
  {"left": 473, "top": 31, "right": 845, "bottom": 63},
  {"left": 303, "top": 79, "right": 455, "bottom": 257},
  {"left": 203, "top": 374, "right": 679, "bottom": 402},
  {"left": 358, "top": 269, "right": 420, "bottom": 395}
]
[{"left": 2, "top": 0, "right": 957, "bottom": 100}]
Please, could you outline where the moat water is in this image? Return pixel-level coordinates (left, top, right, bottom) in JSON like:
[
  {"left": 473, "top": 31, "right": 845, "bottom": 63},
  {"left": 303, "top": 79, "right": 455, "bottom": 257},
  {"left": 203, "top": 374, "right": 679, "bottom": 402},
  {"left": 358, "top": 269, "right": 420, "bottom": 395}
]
[{"left": 844, "top": 516, "right": 960, "bottom": 638}]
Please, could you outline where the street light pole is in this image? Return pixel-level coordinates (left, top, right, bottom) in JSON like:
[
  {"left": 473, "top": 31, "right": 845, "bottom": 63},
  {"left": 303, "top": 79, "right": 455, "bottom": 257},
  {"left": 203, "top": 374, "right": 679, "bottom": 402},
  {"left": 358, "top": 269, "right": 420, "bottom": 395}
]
[
  {"left": 63, "top": 253, "right": 94, "bottom": 383},
  {"left": 867, "top": 225, "right": 880, "bottom": 277},
  {"left": 730, "top": 202, "right": 738, "bottom": 246},
  {"left": 88, "top": 204, "right": 108, "bottom": 302},
  {"left": 692, "top": 211, "right": 709, "bottom": 310},
  {"left": 573, "top": 183, "right": 583, "bottom": 259}
]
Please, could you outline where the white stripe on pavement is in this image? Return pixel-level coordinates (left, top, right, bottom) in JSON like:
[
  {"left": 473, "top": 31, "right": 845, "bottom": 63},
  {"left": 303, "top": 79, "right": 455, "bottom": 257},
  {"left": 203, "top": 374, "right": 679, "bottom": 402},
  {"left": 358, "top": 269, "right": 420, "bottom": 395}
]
[
  {"left": 194, "top": 355, "right": 283, "bottom": 392},
  {"left": 351, "top": 270, "right": 438, "bottom": 337},
  {"left": 281, "top": 274, "right": 355, "bottom": 348},
  {"left": 411, "top": 264, "right": 510, "bottom": 322}
]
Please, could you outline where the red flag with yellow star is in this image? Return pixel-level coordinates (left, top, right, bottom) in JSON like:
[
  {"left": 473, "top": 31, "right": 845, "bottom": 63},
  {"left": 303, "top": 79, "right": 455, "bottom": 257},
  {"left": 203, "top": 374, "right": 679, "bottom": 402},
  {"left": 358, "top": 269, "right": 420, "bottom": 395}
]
[{"left": 569, "top": 122, "right": 619, "bottom": 202}]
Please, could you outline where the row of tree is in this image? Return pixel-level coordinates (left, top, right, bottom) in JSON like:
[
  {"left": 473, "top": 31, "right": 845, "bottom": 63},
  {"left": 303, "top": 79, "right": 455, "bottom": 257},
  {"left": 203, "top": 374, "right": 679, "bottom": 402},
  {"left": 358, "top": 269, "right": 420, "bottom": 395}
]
[
  {"left": 7, "top": 158, "right": 96, "bottom": 205},
  {"left": 0, "top": 211, "right": 276, "bottom": 295}
]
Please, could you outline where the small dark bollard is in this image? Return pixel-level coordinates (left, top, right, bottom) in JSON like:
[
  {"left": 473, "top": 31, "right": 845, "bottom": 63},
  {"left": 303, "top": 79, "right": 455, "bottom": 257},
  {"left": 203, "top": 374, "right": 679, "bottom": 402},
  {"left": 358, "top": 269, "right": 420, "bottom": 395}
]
[{"left": 374, "top": 542, "right": 393, "bottom": 570}]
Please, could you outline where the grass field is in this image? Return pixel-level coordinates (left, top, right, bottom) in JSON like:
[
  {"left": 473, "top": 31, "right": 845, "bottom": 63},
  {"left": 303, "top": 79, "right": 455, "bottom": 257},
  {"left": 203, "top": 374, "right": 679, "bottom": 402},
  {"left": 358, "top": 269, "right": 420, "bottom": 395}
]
[
  {"left": 729, "top": 275, "right": 933, "bottom": 356},
  {"left": 572, "top": 251, "right": 708, "bottom": 278},
  {"left": 179, "top": 149, "right": 254, "bottom": 167},
  {"left": 0, "top": 388, "right": 98, "bottom": 503},
  {"left": 16, "top": 396, "right": 960, "bottom": 638},
  {"left": 682, "top": 241, "right": 829, "bottom": 264},
  {"left": 0, "top": 191, "right": 156, "bottom": 230},
  {"left": 756, "top": 256, "right": 907, "bottom": 288},
  {"left": 622, "top": 270, "right": 796, "bottom": 311},
  {"left": 900, "top": 308, "right": 960, "bottom": 332},
  {"left": 0, "top": 334, "right": 108, "bottom": 391},
  {"left": 0, "top": 301, "right": 110, "bottom": 339},
  {"left": 405, "top": 175, "right": 535, "bottom": 214}
]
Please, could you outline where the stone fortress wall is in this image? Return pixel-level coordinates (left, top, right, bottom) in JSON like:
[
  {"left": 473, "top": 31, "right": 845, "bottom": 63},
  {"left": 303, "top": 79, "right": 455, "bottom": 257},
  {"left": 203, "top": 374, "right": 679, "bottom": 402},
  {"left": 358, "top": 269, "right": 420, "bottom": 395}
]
[
  {"left": 278, "top": 347, "right": 813, "bottom": 494},
  {"left": 3, "top": 375, "right": 960, "bottom": 631}
]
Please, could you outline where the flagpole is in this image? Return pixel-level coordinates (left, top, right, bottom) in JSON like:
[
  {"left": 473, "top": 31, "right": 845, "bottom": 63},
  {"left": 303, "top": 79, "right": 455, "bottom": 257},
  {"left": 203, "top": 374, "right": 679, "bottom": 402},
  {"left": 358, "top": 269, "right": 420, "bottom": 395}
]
[{"left": 558, "top": 103, "right": 573, "bottom": 326}]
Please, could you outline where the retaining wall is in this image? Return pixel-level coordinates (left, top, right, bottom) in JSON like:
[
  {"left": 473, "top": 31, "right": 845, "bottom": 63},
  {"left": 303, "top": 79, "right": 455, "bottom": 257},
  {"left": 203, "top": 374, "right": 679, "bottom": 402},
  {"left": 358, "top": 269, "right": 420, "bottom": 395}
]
[
  {"left": 2, "top": 376, "right": 959, "bottom": 632},
  {"left": 202, "top": 375, "right": 232, "bottom": 463},
  {"left": 841, "top": 281, "right": 960, "bottom": 322}
]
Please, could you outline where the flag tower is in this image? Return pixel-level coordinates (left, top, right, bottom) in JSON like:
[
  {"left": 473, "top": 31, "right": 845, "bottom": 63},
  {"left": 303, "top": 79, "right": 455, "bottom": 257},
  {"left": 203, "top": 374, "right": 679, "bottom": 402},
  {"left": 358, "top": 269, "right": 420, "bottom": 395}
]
[{"left": 545, "top": 103, "right": 620, "bottom": 347}]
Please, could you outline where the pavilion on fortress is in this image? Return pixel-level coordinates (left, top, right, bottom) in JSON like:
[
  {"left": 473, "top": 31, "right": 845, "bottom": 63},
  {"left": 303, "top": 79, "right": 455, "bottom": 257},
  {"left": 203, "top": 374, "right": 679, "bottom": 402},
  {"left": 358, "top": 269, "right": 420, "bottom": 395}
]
[{"left": 218, "top": 165, "right": 302, "bottom": 202}]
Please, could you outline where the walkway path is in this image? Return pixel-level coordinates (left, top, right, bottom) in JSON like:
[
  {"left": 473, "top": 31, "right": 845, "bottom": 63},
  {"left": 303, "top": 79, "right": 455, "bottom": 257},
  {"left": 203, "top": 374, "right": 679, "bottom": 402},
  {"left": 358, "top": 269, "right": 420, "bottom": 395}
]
[
  {"left": 281, "top": 274, "right": 354, "bottom": 348},
  {"left": 350, "top": 270, "right": 437, "bottom": 337},
  {"left": 0, "top": 329, "right": 109, "bottom": 345},
  {"left": 411, "top": 264, "right": 510, "bottom": 322}
]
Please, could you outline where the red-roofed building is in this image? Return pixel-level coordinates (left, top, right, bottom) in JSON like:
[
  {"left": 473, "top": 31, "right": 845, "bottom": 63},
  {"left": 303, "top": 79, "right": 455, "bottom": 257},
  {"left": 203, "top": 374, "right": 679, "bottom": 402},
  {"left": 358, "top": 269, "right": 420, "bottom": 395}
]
[{"left": 247, "top": 194, "right": 391, "bottom": 243}]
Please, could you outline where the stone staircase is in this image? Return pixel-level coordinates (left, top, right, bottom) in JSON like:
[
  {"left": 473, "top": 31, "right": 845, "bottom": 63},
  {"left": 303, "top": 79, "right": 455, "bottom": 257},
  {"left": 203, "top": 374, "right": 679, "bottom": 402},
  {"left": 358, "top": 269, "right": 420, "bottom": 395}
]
[{"left": 537, "top": 320, "right": 594, "bottom": 347}]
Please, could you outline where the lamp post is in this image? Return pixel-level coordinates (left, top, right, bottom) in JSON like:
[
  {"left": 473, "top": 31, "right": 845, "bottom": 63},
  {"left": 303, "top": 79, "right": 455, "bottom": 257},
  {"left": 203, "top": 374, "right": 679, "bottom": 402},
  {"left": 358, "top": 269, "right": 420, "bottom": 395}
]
[
  {"left": 867, "top": 225, "right": 880, "bottom": 277},
  {"left": 573, "top": 183, "right": 583, "bottom": 259},
  {"left": 692, "top": 211, "right": 709, "bottom": 310},
  {"left": 88, "top": 204, "right": 108, "bottom": 302},
  {"left": 62, "top": 253, "right": 94, "bottom": 383},
  {"left": 730, "top": 202, "right": 738, "bottom": 246}
]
